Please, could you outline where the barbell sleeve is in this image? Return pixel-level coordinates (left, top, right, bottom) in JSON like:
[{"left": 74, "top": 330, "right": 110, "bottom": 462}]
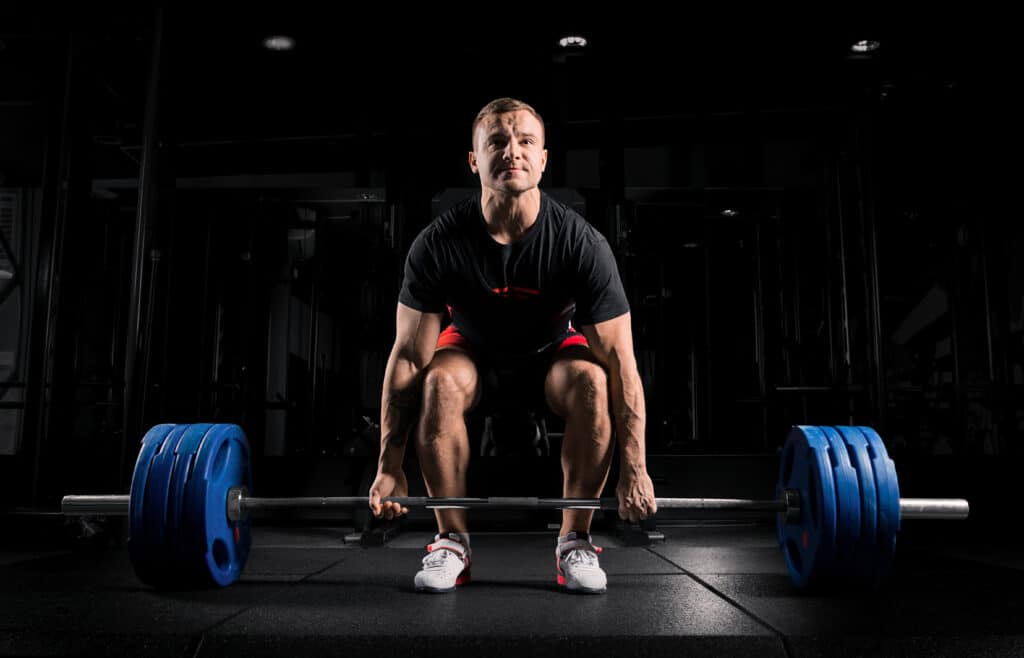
[
  {"left": 61, "top": 495, "right": 130, "bottom": 517},
  {"left": 897, "top": 498, "right": 970, "bottom": 520}
]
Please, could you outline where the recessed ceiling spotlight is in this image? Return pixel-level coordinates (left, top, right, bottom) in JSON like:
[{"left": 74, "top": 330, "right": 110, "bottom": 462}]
[
  {"left": 262, "top": 35, "right": 295, "bottom": 52},
  {"left": 851, "top": 39, "right": 880, "bottom": 54},
  {"left": 720, "top": 209, "right": 739, "bottom": 218},
  {"left": 558, "top": 35, "right": 588, "bottom": 48}
]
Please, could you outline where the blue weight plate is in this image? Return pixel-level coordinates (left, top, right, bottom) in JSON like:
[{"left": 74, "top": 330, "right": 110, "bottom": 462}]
[
  {"left": 142, "top": 424, "right": 189, "bottom": 552},
  {"left": 165, "top": 423, "right": 214, "bottom": 582},
  {"left": 857, "top": 426, "right": 901, "bottom": 586},
  {"left": 776, "top": 425, "right": 838, "bottom": 589},
  {"left": 835, "top": 426, "right": 880, "bottom": 585},
  {"left": 128, "top": 424, "right": 177, "bottom": 583},
  {"left": 819, "top": 426, "right": 861, "bottom": 563},
  {"left": 182, "top": 424, "right": 253, "bottom": 587},
  {"left": 140, "top": 424, "right": 191, "bottom": 587}
]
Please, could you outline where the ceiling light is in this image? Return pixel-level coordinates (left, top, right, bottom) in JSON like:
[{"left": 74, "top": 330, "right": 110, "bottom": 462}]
[
  {"left": 720, "top": 209, "right": 738, "bottom": 218},
  {"left": 558, "top": 35, "right": 588, "bottom": 48},
  {"left": 262, "top": 35, "right": 295, "bottom": 52},
  {"left": 851, "top": 40, "right": 880, "bottom": 54}
]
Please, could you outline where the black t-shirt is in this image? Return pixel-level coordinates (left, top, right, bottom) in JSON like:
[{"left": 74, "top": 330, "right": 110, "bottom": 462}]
[{"left": 398, "top": 191, "right": 630, "bottom": 360}]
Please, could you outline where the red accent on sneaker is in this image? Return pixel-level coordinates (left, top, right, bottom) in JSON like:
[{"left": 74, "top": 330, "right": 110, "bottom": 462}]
[
  {"left": 426, "top": 539, "right": 467, "bottom": 559},
  {"left": 455, "top": 569, "right": 471, "bottom": 586}
]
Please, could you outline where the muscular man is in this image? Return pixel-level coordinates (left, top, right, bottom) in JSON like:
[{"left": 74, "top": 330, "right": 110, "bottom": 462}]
[{"left": 369, "top": 97, "right": 657, "bottom": 594}]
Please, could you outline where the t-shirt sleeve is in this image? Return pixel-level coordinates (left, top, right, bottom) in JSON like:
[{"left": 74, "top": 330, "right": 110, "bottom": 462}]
[
  {"left": 398, "top": 228, "right": 446, "bottom": 313},
  {"left": 573, "top": 231, "right": 630, "bottom": 325}
]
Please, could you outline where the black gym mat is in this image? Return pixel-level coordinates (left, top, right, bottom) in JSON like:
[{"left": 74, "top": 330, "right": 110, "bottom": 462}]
[{"left": 2, "top": 524, "right": 1022, "bottom": 657}]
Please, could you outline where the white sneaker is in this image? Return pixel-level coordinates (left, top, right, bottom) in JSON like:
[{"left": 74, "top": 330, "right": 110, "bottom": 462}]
[
  {"left": 556, "top": 532, "right": 607, "bottom": 594},
  {"left": 414, "top": 532, "right": 471, "bottom": 593}
]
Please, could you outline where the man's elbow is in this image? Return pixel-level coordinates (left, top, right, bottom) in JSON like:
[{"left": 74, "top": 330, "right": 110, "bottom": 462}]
[{"left": 391, "top": 341, "right": 431, "bottom": 372}]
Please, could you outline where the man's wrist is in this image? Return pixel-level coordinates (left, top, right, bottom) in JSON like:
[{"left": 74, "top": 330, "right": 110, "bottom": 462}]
[
  {"left": 378, "top": 444, "right": 406, "bottom": 472},
  {"left": 618, "top": 458, "right": 648, "bottom": 477}
]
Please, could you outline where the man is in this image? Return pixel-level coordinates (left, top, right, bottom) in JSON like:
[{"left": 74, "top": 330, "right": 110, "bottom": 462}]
[{"left": 369, "top": 97, "right": 657, "bottom": 594}]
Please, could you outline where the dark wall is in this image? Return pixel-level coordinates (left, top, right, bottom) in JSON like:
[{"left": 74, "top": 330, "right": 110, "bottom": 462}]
[{"left": 0, "top": 10, "right": 1015, "bottom": 509}]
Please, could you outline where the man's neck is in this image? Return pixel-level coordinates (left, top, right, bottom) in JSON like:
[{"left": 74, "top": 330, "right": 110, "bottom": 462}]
[{"left": 479, "top": 188, "right": 541, "bottom": 244}]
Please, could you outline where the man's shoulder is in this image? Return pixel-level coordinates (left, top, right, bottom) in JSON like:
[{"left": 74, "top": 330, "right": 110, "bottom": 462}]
[
  {"left": 542, "top": 192, "right": 604, "bottom": 244},
  {"left": 409, "top": 195, "right": 476, "bottom": 246},
  {"left": 430, "top": 194, "right": 478, "bottom": 236}
]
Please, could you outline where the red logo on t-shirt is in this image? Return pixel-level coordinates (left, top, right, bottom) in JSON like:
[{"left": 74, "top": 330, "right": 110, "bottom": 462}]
[{"left": 491, "top": 286, "right": 541, "bottom": 301}]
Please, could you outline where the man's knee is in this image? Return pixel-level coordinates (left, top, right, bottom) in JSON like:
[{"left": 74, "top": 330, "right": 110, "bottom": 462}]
[
  {"left": 420, "top": 352, "right": 479, "bottom": 415},
  {"left": 565, "top": 362, "right": 602, "bottom": 403},
  {"left": 550, "top": 359, "right": 609, "bottom": 419},
  {"left": 422, "top": 366, "right": 459, "bottom": 400}
]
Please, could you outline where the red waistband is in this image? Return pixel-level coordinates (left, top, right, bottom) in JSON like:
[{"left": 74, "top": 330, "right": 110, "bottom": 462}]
[{"left": 436, "top": 325, "right": 588, "bottom": 355}]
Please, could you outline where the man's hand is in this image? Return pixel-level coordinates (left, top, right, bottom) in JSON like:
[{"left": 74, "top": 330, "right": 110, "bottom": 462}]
[
  {"left": 369, "top": 468, "right": 410, "bottom": 520},
  {"left": 616, "top": 468, "right": 657, "bottom": 523}
]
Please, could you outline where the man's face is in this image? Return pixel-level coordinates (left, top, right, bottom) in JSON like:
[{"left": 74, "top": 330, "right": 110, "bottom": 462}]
[{"left": 469, "top": 110, "right": 547, "bottom": 195}]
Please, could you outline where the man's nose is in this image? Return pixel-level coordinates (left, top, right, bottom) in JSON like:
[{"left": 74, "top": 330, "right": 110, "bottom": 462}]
[{"left": 503, "top": 141, "right": 521, "bottom": 160}]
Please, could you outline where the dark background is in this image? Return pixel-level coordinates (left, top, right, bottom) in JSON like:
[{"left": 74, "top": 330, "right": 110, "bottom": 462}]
[{"left": 0, "top": 9, "right": 1015, "bottom": 527}]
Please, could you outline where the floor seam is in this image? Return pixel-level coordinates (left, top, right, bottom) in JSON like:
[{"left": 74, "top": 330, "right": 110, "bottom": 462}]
[
  {"left": 188, "top": 552, "right": 353, "bottom": 655},
  {"left": 645, "top": 547, "right": 793, "bottom": 657}
]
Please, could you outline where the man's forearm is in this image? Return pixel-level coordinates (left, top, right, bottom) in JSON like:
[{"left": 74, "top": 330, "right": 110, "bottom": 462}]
[
  {"left": 608, "top": 360, "right": 647, "bottom": 472},
  {"left": 378, "top": 355, "right": 424, "bottom": 471}
]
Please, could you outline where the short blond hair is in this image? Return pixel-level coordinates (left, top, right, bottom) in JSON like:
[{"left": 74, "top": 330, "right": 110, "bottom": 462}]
[{"left": 472, "top": 97, "right": 545, "bottom": 146}]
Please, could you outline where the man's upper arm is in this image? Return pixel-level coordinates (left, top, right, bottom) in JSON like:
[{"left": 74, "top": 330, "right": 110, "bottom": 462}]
[
  {"left": 580, "top": 312, "right": 636, "bottom": 371},
  {"left": 398, "top": 228, "right": 446, "bottom": 314},
  {"left": 394, "top": 302, "right": 443, "bottom": 368},
  {"left": 573, "top": 231, "right": 630, "bottom": 326}
]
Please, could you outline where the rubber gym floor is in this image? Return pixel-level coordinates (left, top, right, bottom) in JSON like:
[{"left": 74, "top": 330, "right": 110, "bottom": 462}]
[{"left": 2, "top": 516, "right": 1022, "bottom": 658}]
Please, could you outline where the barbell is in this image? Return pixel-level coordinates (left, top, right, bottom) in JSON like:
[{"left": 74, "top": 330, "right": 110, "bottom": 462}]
[{"left": 61, "top": 423, "right": 968, "bottom": 590}]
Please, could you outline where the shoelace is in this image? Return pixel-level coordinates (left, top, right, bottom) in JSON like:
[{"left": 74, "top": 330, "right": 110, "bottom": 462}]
[
  {"left": 422, "top": 551, "right": 450, "bottom": 571},
  {"left": 562, "top": 547, "right": 599, "bottom": 568},
  {"left": 422, "top": 545, "right": 463, "bottom": 571}
]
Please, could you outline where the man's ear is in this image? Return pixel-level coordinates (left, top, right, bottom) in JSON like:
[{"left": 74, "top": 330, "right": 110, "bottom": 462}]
[{"left": 468, "top": 151, "right": 478, "bottom": 174}]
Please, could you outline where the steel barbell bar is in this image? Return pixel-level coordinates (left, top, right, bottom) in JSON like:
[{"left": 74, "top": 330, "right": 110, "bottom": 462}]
[{"left": 61, "top": 490, "right": 970, "bottom": 523}]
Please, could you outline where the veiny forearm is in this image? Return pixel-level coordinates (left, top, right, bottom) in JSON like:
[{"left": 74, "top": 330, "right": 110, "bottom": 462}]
[
  {"left": 607, "top": 354, "right": 647, "bottom": 473},
  {"left": 378, "top": 351, "right": 424, "bottom": 471}
]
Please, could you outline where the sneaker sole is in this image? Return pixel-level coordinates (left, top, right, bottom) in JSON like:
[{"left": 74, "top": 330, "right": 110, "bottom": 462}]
[
  {"left": 415, "top": 571, "right": 470, "bottom": 593},
  {"left": 556, "top": 574, "right": 606, "bottom": 594}
]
